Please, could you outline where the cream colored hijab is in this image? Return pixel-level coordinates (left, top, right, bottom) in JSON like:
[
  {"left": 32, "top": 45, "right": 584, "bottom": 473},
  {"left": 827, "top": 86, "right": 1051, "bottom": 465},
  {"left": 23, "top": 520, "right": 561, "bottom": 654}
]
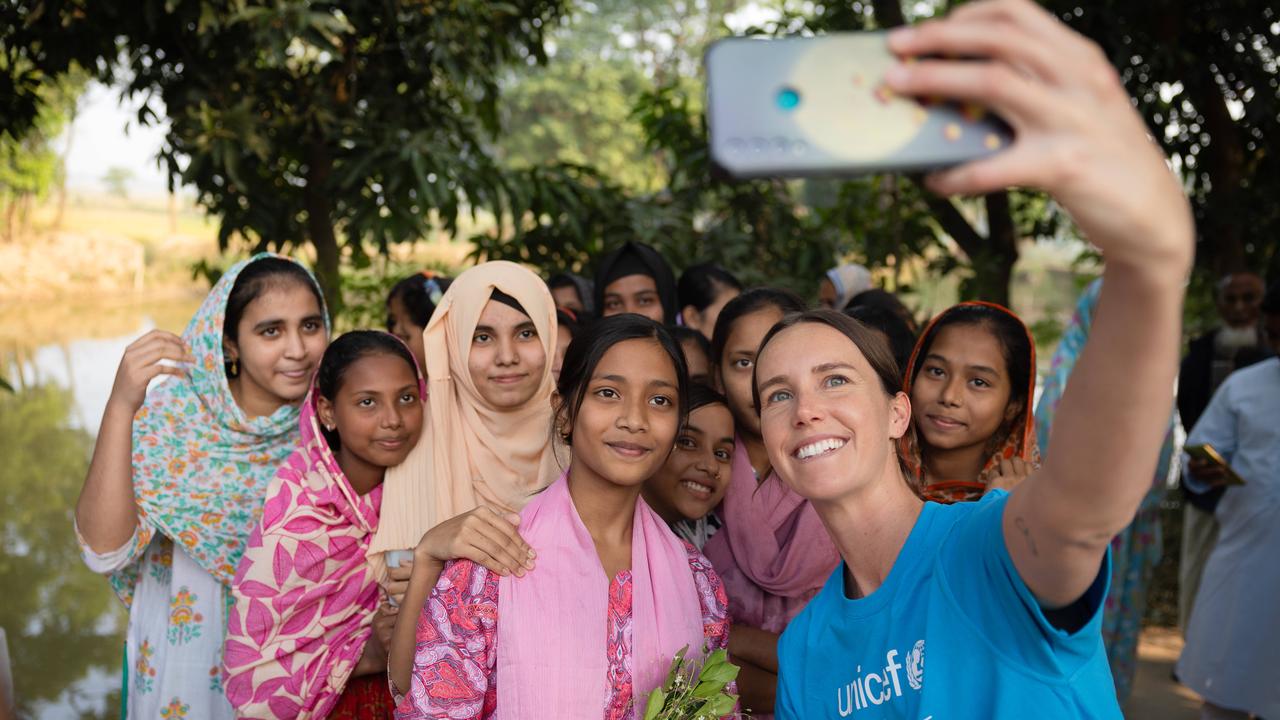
[{"left": 367, "top": 261, "right": 563, "bottom": 582}]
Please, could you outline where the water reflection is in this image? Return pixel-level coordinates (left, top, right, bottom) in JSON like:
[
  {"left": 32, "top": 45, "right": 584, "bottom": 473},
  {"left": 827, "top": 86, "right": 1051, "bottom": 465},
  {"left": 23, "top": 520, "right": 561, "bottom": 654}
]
[{"left": 0, "top": 297, "right": 199, "bottom": 719}]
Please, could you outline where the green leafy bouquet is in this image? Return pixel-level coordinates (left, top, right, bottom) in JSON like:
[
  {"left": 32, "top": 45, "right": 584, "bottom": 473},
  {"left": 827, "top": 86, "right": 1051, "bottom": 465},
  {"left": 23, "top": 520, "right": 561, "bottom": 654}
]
[{"left": 641, "top": 646, "right": 745, "bottom": 719}]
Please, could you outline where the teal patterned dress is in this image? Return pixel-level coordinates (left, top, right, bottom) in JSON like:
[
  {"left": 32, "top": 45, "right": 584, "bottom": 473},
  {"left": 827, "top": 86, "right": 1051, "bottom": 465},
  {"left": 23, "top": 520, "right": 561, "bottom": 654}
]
[{"left": 1034, "top": 279, "right": 1173, "bottom": 704}]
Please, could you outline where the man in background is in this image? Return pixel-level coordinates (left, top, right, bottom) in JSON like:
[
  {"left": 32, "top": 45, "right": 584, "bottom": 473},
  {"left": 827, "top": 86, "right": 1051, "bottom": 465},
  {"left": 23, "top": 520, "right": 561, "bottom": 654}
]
[
  {"left": 1177, "top": 281, "right": 1280, "bottom": 719},
  {"left": 1176, "top": 271, "right": 1272, "bottom": 633}
]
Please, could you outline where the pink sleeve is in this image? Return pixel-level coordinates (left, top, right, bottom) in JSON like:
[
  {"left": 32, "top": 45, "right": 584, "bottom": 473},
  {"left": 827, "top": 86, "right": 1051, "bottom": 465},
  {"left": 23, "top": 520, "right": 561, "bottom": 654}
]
[
  {"left": 395, "top": 560, "right": 499, "bottom": 720},
  {"left": 686, "top": 543, "right": 731, "bottom": 653},
  {"left": 686, "top": 543, "right": 738, "bottom": 716}
]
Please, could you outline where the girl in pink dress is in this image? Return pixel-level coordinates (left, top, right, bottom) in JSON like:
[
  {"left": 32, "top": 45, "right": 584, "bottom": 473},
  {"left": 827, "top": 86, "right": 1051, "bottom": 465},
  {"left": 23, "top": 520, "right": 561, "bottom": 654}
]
[
  {"left": 396, "top": 314, "right": 730, "bottom": 720},
  {"left": 224, "top": 332, "right": 426, "bottom": 719}
]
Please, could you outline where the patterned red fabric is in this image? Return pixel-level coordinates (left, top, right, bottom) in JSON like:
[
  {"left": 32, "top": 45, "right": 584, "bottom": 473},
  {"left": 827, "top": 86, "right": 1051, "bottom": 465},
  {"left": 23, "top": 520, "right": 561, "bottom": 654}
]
[
  {"left": 329, "top": 674, "right": 396, "bottom": 720},
  {"left": 395, "top": 543, "right": 730, "bottom": 720}
]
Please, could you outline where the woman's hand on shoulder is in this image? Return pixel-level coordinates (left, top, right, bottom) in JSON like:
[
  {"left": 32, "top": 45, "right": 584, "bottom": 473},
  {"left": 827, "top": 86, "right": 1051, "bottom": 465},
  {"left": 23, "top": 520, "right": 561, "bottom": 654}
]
[
  {"left": 413, "top": 505, "right": 536, "bottom": 579},
  {"left": 109, "top": 329, "right": 195, "bottom": 413},
  {"left": 886, "top": 0, "right": 1193, "bottom": 274}
]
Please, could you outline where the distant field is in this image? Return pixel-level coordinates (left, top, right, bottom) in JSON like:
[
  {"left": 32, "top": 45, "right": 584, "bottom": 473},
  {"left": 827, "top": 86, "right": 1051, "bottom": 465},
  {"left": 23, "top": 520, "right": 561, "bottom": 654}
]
[{"left": 1, "top": 193, "right": 478, "bottom": 300}]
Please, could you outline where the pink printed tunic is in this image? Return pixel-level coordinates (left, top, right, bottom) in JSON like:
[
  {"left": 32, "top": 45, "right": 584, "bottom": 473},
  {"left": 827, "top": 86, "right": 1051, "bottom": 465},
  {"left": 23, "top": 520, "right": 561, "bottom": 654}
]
[{"left": 395, "top": 544, "right": 730, "bottom": 720}]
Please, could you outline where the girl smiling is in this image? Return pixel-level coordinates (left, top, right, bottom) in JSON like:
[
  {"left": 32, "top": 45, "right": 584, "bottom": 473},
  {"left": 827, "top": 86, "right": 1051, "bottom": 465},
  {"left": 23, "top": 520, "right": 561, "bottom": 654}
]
[{"left": 396, "top": 315, "right": 729, "bottom": 720}]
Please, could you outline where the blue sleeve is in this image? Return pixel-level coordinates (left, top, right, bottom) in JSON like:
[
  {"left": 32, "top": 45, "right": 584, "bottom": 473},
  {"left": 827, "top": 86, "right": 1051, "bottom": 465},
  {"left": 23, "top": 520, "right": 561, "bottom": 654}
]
[
  {"left": 1182, "top": 376, "right": 1240, "bottom": 493},
  {"left": 937, "top": 492, "right": 1110, "bottom": 675},
  {"left": 774, "top": 622, "right": 803, "bottom": 720}
]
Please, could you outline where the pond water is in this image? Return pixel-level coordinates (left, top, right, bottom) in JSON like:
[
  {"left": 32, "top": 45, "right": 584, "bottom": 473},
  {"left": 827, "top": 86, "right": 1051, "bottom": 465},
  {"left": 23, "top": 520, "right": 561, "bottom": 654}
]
[{"left": 0, "top": 294, "right": 201, "bottom": 719}]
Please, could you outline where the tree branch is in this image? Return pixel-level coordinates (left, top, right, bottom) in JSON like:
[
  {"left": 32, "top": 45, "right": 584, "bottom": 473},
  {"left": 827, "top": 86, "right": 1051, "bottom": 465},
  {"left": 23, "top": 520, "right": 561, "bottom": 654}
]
[{"left": 921, "top": 191, "right": 985, "bottom": 260}]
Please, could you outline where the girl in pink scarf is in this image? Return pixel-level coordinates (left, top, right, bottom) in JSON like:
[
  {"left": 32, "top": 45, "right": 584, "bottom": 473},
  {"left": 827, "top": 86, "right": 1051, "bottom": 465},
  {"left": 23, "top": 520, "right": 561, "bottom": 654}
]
[
  {"left": 702, "top": 289, "right": 840, "bottom": 717},
  {"left": 397, "top": 315, "right": 730, "bottom": 720},
  {"left": 224, "top": 332, "right": 426, "bottom": 719}
]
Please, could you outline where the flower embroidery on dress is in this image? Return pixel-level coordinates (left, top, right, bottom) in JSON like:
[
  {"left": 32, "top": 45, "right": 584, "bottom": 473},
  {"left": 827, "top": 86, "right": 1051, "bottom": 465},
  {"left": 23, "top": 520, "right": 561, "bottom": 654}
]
[
  {"left": 209, "top": 664, "right": 223, "bottom": 693},
  {"left": 159, "top": 697, "right": 189, "bottom": 719},
  {"left": 134, "top": 639, "right": 158, "bottom": 695},
  {"left": 168, "top": 587, "right": 204, "bottom": 645},
  {"left": 147, "top": 542, "right": 174, "bottom": 585}
]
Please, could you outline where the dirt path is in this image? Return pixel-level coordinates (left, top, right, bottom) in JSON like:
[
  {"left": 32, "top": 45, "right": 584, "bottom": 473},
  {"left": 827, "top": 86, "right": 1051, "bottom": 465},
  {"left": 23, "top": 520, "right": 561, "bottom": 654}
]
[{"left": 1126, "top": 627, "right": 1201, "bottom": 719}]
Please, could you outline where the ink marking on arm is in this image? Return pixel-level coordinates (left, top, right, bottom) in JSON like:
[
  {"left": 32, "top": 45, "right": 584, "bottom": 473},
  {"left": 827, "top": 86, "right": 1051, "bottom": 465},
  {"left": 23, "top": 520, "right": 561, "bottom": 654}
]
[{"left": 1014, "top": 516, "right": 1039, "bottom": 557}]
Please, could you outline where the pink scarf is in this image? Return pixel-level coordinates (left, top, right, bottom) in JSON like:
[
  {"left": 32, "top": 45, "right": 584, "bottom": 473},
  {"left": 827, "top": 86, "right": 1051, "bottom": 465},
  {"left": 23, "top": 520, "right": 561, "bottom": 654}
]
[
  {"left": 703, "top": 438, "right": 839, "bottom": 633},
  {"left": 496, "top": 473, "right": 704, "bottom": 719},
  {"left": 223, "top": 370, "right": 422, "bottom": 719}
]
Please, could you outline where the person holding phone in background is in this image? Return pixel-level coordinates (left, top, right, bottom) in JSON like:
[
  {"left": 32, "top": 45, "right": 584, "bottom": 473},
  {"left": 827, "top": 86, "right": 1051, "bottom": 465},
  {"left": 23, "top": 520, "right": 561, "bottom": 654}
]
[
  {"left": 1176, "top": 282, "right": 1280, "bottom": 720},
  {"left": 1175, "top": 271, "right": 1272, "bottom": 632}
]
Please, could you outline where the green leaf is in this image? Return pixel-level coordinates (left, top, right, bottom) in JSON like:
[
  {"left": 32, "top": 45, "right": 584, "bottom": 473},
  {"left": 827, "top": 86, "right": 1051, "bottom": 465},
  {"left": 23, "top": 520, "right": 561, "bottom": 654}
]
[
  {"left": 642, "top": 688, "right": 666, "bottom": 720},
  {"left": 698, "top": 661, "right": 740, "bottom": 686}
]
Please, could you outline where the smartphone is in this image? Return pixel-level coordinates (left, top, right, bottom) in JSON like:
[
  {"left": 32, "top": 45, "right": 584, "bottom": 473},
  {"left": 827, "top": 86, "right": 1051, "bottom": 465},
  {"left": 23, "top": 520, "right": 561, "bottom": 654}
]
[
  {"left": 705, "top": 32, "right": 1012, "bottom": 179},
  {"left": 1184, "top": 444, "right": 1246, "bottom": 486}
]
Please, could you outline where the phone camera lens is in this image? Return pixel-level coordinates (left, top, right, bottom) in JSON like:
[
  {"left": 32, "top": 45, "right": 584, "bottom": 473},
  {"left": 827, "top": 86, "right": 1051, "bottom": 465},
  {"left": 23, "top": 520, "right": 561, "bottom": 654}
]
[{"left": 776, "top": 87, "right": 800, "bottom": 111}]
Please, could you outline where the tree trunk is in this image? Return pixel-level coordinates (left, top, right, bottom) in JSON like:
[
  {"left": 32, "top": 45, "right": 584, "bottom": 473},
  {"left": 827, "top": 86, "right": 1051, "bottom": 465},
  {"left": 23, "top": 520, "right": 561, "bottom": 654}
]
[
  {"left": 304, "top": 139, "right": 342, "bottom": 313},
  {"left": 871, "top": 0, "right": 1019, "bottom": 304},
  {"left": 976, "top": 192, "right": 1017, "bottom": 306},
  {"left": 921, "top": 191, "right": 1018, "bottom": 305},
  {"left": 4, "top": 201, "right": 17, "bottom": 243},
  {"left": 54, "top": 100, "right": 79, "bottom": 231},
  {"left": 1186, "top": 68, "right": 1246, "bottom": 276}
]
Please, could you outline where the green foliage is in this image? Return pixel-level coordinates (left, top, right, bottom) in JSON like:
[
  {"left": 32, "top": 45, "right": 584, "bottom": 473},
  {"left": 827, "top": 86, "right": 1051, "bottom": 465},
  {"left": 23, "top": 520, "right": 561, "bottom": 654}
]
[
  {"left": 0, "top": 68, "right": 83, "bottom": 235},
  {"left": 642, "top": 646, "right": 742, "bottom": 720},
  {"left": 0, "top": 383, "right": 123, "bottom": 714},
  {"left": 1043, "top": 0, "right": 1280, "bottom": 280},
  {"left": 335, "top": 255, "right": 459, "bottom": 333},
  {"left": 497, "top": 58, "right": 663, "bottom": 191},
  {"left": 101, "top": 166, "right": 133, "bottom": 198},
  {"left": 4, "top": 0, "right": 570, "bottom": 308}
]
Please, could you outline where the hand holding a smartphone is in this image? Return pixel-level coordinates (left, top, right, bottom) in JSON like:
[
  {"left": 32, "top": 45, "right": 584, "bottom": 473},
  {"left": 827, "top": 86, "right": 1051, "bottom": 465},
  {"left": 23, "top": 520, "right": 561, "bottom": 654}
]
[
  {"left": 883, "top": 0, "right": 1192, "bottom": 271},
  {"left": 1187, "top": 457, "right": 1230, "bottom": 488},
  {"left": 1185, "top": 444, "right": 1246, "bottom": 487}
]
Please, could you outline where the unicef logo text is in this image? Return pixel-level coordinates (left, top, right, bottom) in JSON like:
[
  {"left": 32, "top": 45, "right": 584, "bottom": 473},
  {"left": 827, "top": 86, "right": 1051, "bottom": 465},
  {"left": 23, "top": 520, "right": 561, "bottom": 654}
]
[{"left": 835, "top": 640, "right": 924, "bottom": 716}]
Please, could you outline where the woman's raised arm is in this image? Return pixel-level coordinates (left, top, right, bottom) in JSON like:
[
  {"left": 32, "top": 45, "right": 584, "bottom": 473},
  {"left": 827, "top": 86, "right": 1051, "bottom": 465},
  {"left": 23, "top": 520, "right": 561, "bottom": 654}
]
[
  {"left": 886, "top": 0, "right": 1193, "bottom": 607},
  {"left": 76, "top": 330, "right": 192, "bottom": 553}
]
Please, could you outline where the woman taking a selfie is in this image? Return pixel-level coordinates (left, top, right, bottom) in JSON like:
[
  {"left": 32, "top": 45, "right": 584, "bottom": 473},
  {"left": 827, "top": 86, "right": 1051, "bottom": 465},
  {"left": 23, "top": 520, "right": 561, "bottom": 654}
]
[{"left": 757, "top": 1, "right": 1194, "bottom": 716}]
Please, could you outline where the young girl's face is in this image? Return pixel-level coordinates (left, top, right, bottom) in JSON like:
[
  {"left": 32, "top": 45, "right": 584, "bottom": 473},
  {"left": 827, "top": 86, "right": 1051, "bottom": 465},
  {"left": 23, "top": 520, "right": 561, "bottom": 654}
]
[
  {"left": 602, "top": 274, "right": 664, "bottom": 324},
  {"left": 227, "top": 282, "right": 328, "bottom": 407},
  {"left": 571, "top": 338, "right": 681, "bottom": 489},
  {"left": 910, "top": 323, "right": 1016, "bottom": 455},
  {"left": 718, "top": 307, "right": 785, "bottom": 439},
  {"left": 318, "top": 352, "right": 424, "bottom": 470},
  {"left": 643, "top": 403, "right": 734, "bottom": 523},
  {"left": 551, "top": 285, "right": 585, "bottom": 314},
  {"left": 387, "top": 294, "right": 427, "bottom": 375},
  {"left": 468, "top": 299, "right": 547, "bottom": 409}
]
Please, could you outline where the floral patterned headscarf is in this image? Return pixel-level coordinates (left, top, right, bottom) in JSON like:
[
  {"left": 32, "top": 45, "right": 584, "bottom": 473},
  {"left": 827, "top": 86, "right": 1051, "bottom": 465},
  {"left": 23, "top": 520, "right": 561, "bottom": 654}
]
[
  {"left": 900, "top": 301, "right": 1040, "bottom": 503},
  {"left": 111, "top": 253, "right": 330, "bottom": 604}
]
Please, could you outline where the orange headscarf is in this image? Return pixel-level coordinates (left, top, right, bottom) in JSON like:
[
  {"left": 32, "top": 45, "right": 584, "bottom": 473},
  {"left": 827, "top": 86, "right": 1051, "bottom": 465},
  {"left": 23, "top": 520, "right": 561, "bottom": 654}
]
[
  {"left": 367, "top": 261, "right": 565, "bottom": 582},
  {"left": 900, "top": 301, "right": 1039, "bottom": 503}
]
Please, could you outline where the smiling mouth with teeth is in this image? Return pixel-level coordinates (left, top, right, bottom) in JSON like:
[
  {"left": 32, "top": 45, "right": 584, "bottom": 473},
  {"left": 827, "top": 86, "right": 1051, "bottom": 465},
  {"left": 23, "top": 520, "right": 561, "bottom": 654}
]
[
  {"left": 680, "top": 479, "right": 714, "bottom": 495},
  {"left": 795, "top": 438, "right": 847, "bottom": 459}
]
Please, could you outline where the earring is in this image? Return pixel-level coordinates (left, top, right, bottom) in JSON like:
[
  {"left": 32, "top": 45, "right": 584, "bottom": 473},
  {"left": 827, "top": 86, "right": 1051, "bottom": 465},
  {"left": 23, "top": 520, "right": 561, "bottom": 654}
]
[{"left": 229, "top": 359, "right": 239, "bottom": 377}]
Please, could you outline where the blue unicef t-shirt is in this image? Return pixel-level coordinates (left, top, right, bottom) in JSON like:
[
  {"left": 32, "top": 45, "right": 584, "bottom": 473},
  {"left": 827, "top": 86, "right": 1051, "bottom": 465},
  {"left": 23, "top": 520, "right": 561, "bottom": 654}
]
[{"left": 776, "top": 491, "right": 1119, "bottom": 719}]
